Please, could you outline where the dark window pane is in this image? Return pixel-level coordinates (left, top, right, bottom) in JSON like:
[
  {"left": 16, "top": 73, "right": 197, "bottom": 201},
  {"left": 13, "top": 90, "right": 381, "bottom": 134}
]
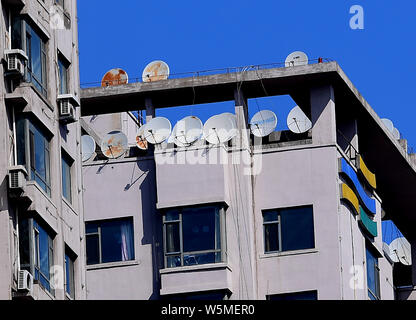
[
  {"left": 182, "top": 207, "right": 215, "bottom": 252},
  {"left": 264, "top": 223, "right": 279, "bottom": 253},
  {"left": 183, "top": 252, "right": 215, "bottom": 266},
  {"left": 38, "top": 225, "right": 50, "bottom": 278},
  {"left": 58, "top": 58, "right": 68, "bottom": 94},
  {"left": 65, "top": 253, "right": 75, "bottom": 298},
  {"left": 16, "top": 117, "right": 26, "bottom": 168},
  {"left": 101, "top": 219, "right": 134, "bottom": 263},
  {"left": 85, "top": 223, "right": 98, "bottom": 234},
  {"left": 86, "top": 234, "right": 99, "bottom": 265},
  {"left": 263, "top": 211, "right": 278, "bottom": 222},
  {"left": 62, "top": 154, "right": 72, "bottom": 202},
  {"left": 11, "top": 15, "right": 22, "bottom": 49},
  {"left": 366, "top": 248, "right": 379, "bottom": 299},
  {"left": 18, "top": 217, "right": 30, "bottom": 266},
  {"left": 166, "top": 255, "right": 181, "bottom": 268},
  {"left": 165, "top": 210, "right": 179, "bottom": 221},
  {"left": 268, "top": 290, "right": 317, "bottom": 301},
  {"left": 166, "top": 223, "right": 180, "bottom": 253},
  {"left": 280, "top": 206, "right": 314, "bottom": 252}
]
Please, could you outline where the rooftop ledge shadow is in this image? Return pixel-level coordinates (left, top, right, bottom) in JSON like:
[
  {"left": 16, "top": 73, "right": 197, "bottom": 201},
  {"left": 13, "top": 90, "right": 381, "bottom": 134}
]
[{"left": 81, "top": 61, "right": 416, "bottom": 238}]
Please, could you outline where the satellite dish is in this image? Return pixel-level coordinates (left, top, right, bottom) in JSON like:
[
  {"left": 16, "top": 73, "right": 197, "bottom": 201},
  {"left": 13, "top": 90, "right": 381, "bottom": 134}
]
[
  {"left": 382, "top": 242, "right": 391, "bottom": 258},
  {"left": 287, "top": 106, "right": 312, "bottom": 134},
  {"left": 381, "top": 118, "right": 394, "bottom": 133},
  {"left": 389, "top": 237, "right": 412, "bottom": 265},
  {"left": 81, "top": 135, "right": 96, "bottom": 162},
  {"left": 100, "top": 131, "right": 128, "bottom": 159},
  {"left": 250, "top": 110, "right": 278, "bottom": 137},
  {"left": 203, "top": 113, "right": 237, "bottom": 145},
  {"left": 285, "top": 51, "right": 309, "bottom": 67},
  {"left": 143, "top": 117, "right": 172, "bottom": 144},
  {"left": 101, "top": 68, "right": 128, "bottom": 87},
  {"left": 219, "top": 113, "right": 238, "bottom": 140},
  {"left": 136, "top": 124, "right": 148, "bottom": 150},
  {"left": 171, "top": 116, "right": 203, "bottom": 147},
  {"left": 392, "top": 127, "right": 400, "bottom": 140},
  {"left": 142, "top": 60, "right": 170, "bottom": 82}
]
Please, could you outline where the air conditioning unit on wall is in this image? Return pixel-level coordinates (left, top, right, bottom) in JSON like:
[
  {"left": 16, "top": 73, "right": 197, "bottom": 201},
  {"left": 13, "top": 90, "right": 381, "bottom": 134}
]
[
  {"left": 18, "top": 270, "right": 33, "bottom": 293},
  {"left": 4, "top": 49, "right": 27, "bottom": 77},
  {"left": 8, "top": 165, "right": 27, "bottom": 196},
  {"left": 57, "top": 94, "right": 80, "bottom": 124}
]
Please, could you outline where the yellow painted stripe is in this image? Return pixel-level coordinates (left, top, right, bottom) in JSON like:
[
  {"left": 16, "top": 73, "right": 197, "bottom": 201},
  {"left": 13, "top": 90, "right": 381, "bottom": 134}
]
[
  {"left": 341, "top": 183, "right": 360, "bottom": 214},
  {"left": 358, "top": 156, "right": 377, "bottom": 189}
]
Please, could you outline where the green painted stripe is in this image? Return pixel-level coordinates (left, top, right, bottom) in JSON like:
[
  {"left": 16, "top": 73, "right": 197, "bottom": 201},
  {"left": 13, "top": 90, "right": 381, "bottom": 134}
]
[{"left": 359, "top": 206, "right": 378, "bottom": 237}]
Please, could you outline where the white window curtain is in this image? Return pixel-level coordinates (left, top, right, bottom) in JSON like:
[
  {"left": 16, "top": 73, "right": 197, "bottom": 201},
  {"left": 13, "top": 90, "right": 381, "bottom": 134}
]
[{"left": 120, "top": 221, "right": 134, "bottom": 261}]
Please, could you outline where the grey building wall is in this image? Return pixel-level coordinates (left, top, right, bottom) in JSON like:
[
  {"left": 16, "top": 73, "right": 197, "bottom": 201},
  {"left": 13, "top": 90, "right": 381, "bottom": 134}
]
[{"left": 0, "top": 0, "right": 85, "bottom": 300}]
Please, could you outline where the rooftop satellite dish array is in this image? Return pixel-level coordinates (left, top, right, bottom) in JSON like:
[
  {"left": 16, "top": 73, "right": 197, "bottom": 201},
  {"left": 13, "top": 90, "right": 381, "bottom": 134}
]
[
  {"left": 381, "top": 118, "right": 401, "bottom": 140},
  {"left": 84, "top": 52, "right": 312, "bottom": 159}
]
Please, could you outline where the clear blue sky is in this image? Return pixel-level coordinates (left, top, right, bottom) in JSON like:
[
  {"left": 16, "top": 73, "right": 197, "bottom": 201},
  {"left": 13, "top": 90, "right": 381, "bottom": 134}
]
[{"left": 77, "top": 1, "right": 414, "bottom": 243}]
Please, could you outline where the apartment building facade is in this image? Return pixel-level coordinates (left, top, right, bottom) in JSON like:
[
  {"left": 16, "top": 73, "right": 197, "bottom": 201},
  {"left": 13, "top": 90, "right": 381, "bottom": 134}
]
[
  {"left": 80, "top": 62, "right": 416, "bottom": 300},
  {"left": 0, "top": 0, "right": 86, "bottom": 300}
]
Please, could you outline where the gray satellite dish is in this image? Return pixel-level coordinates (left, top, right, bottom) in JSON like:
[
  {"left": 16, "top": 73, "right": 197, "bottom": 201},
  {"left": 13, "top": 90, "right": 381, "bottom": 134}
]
[
  {"left": 287, "top": 105, "right": 312, "bottom": 134},
  {"left": 381, "top": 118, "right": 394, "bottom": 133},
  {"left": 203, "top": 113, "right": 237, "bottom": 145},
  {"left": 171, "top": 116, "right": 203, "bottom": 147},
  {"left": 100, "top": 131, "right": 128, "bottom": 159},
  {"left": 218, "top": 113, "right": 238, "bottom": 140},
  {"left": 81, "top": 135, "right": 96, "bottom": 162},
  {"left": 142, "top": 60, "right": 170, "bottom": 82},
  {"left": 250, "top": 110, "right": 278, "bottom": 137},
  {"left": 285, "top": 51, "right": 308, "bottom": 67},
  {"left": 143, "top": 117, "right": 172, "bottom": 144},
  {"left": 389, "top": 237, "right": 412, "bottom": 265}
]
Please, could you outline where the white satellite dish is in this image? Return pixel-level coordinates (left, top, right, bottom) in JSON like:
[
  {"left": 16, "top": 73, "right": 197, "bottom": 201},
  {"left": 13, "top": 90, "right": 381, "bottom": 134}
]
[
  {"left": 218, "top": 113, "right": 238, "bottom": 140},
  {"left": 382, "top": 242, "right": 391, "bottom": 258},
  {"left": 100, "top": 131, "right": 128, "bottom": 159},
  {"left": 142, "top": 60, "right": 170, "bottom": 82},
  {"left": 392, "top": 127, "right": 401, "bottom": 140},
  {"left": 143, "top": 117, "right": 172, "bottom": 144},
  {"left": 287, "top": 105, "right": 312, "bottom": 134},
  {"left": 81, "top": 135, "right": 96, "bottom": 162},
  {"left": 203, "top": 113, "right": 237, "bottom": 145},
  {"left": 285, "top": 51, "right": 309, "bottom": 67},
  {"left": 250, "top": 110, "right": 278, "bottom": 137},
  {"left": 381, "top": 118, "right": 394, "bottom": 133},
  {"left": 389, "top": 237, "right": 412, "bottom": 265},
  {"left": 171, "top": 116, "right": 203, "bottom": 147},
  {"left": 136, "top": 124, "right": 148, "bottom": 150}
]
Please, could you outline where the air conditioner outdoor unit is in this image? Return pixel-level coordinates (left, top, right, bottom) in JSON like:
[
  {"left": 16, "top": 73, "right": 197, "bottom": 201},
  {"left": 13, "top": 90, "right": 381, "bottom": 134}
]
[
  {"left": 5, "top": 49, "right": 27, "bottom": 77},
  {"left": 58, "top": 94, "right": 79, "bottom": 124},
  {"left": 8, "top": 165, "right": 27, "bottom": 195},
  {"left": 18, "top": 270, "right": 33, "bottom": 293}
]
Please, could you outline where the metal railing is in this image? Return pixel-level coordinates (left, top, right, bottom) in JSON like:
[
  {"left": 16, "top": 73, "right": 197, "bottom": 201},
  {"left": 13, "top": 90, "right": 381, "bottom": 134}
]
[{"left": 80, "top": 58, "right": 334, "bottom": 89}]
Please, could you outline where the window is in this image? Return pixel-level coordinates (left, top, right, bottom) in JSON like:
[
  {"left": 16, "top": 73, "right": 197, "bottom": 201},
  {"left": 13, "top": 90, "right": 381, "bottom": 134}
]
[
  {"left": 25, "top": 23, "right": 47, "bottom": 96},
  {"left": 61, "top": 151, "right": 72, "bottom": 203},
  {"left": 163, "top": 290, "right": 230, "bottom": 301},
  {"left": 58, "top": 54, "right": 69, "bottom": 94},
  {"left": 163, "top": 206, "right": 225, "bottom": 268},
  {"left": 263, "top": 205, "right": 314, "bottom": 253},
  {"left": 267, "top": 290, "right": 318, "bottom": 301},
  {"left": 19, "top": 216, "right": 55, "bottom": 295},
  {"left": 16, "top": 116, "right": 51, "bottom": 196},
  {"left": 366, "top": 246, "right": 380, "bottom": 300},
  {"left": 65, "top": 250, "right": 75, "bottom": 299},
  {"left": 55, "top": 0, "right": 65, "bottom": 7},
  {"left": 85, "top": 218, "right": 135, "bottom": 265}
]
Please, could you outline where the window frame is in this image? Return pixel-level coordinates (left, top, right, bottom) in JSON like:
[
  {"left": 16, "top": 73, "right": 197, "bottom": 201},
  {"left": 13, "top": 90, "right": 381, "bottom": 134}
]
[
  {"left": 19, "top": 216, "right": 55, "bottom": 295},
  {"left": 58, "top": 53, "right": 70, "bottom": 95},
  {"left": 25, "top": 22, "right": 48, "bottom": 97},
  {"left": 17, "top": 116, "right": 52, "bottom": 197},
  {"left": 64, "top": 250, "right": 76, "bottom": 300},
  {"left": 262, "top": 205, "right": 315, "bottom": 254},
  {"left": 162, "top": 205, "right": 226, "bottom": 269},
  {"left": 366, "top": 246, "right": 381, "bottom": 300},
  {"left": 61, "top": 150, "right": 73, "bottom": 203},
  {"left": 85, "top": 217, "right": 135, "bottom": 266}
]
